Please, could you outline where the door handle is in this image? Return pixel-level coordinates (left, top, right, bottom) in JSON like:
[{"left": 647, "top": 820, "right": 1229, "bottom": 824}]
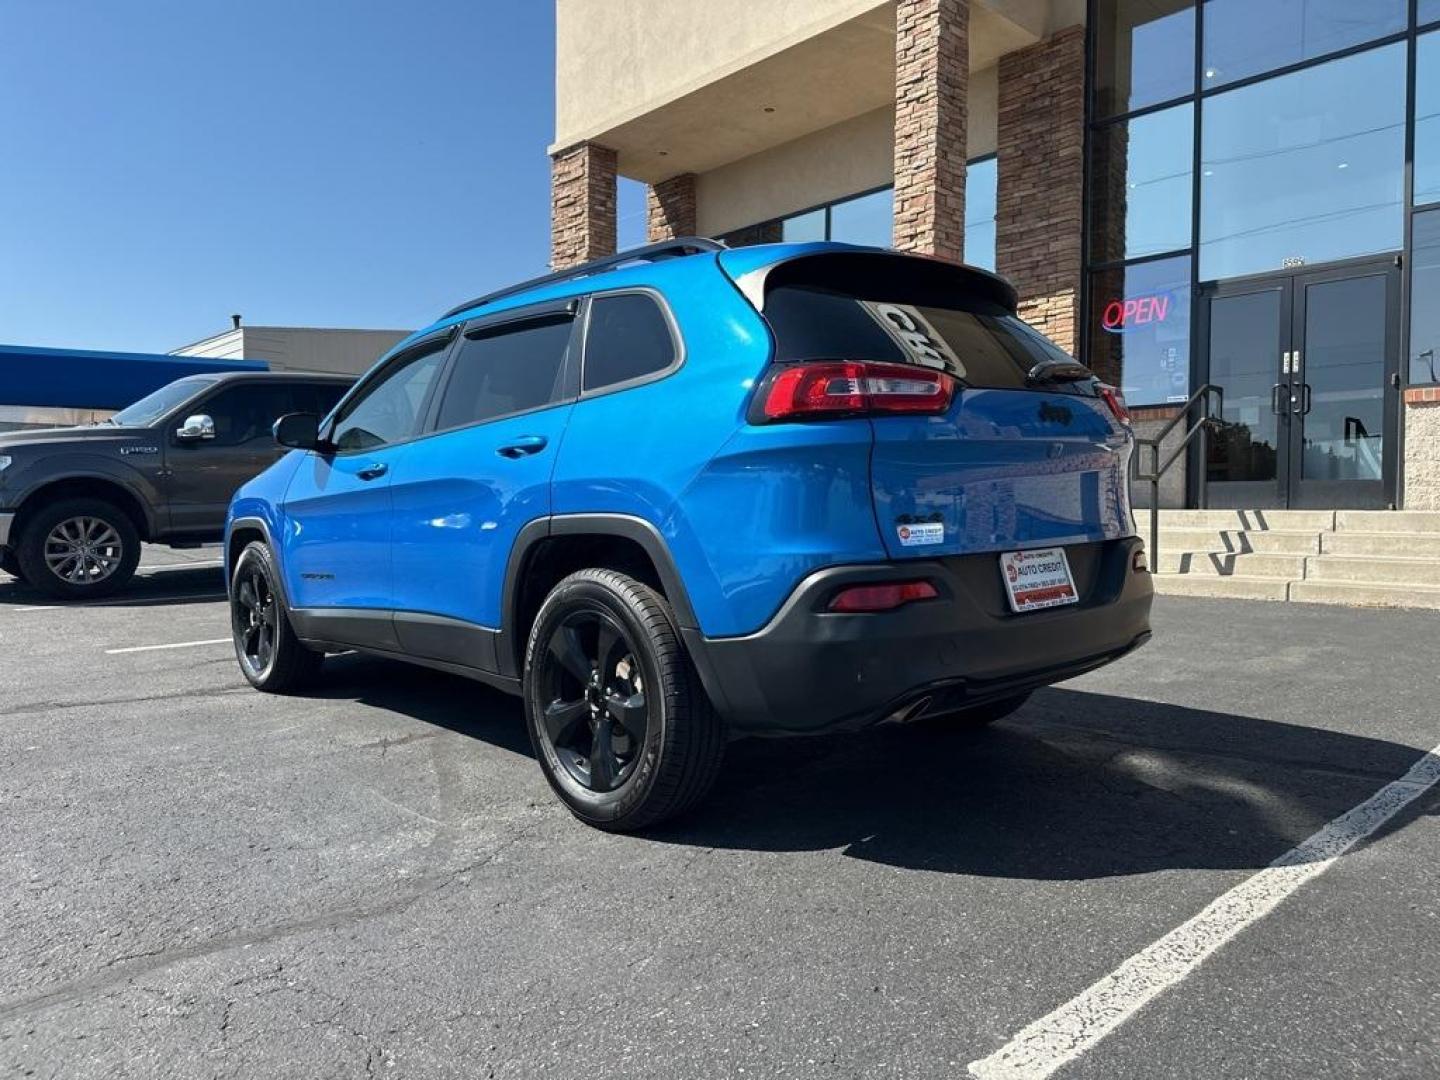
[
  {"left": 496, "top": 435, "right": 548, "bottom": 459},
  {"left": 1295, "top": 384, "right": 1312, "bottom": 416},
  {"left": 1270, "top": 383, "right": 1286, "bottom": 415},
  {"left": 356, "top": 462, "right": 388, "bottom": 481}
]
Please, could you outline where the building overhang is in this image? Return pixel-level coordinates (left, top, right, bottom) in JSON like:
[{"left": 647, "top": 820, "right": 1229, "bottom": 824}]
[{"left": 552, "top": 0, "right": 1057, "bottom": 184}]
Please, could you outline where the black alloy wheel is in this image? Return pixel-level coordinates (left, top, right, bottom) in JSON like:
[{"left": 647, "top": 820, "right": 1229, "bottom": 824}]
[
  {"left": 536, "top": 608, "right": 650, "bottom": 793},
  {"left": 229, "top": 541, "right": 322, "bottom": 693},
  {"left": 523, "top": 568, "right": 726, "bottom": 831},
  {"left": 232, "top": 562, "right": 279, "bottom": 681}
]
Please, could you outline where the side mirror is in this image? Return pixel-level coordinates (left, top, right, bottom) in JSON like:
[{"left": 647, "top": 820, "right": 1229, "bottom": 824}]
[
  {"left": 176, "top": 413, "right": 215, "bottom": 441},
  {"left": 273, "top": 412, "right": 321, "bottom": 450}
]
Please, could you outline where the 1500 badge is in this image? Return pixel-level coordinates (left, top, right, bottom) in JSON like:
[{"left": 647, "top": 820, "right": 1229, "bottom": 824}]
[{"left": 119, "top": 446, "right": 159, "bottom": 455}]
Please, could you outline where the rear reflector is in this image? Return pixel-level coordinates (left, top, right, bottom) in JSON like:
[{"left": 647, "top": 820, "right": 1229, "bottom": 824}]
[
  {"left": 756, "top": 361, "right": 954, "bottom": 422},
  {"left": 827, "top": 580, "right": 939, "bottom": 613},
  {"left": 1098, "top": 383, "right": 1131, "bottom": 425}
]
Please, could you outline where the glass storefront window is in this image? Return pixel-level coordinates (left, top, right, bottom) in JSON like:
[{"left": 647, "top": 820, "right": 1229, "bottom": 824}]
[
  {"left": 1198, "top": 44, "right": 1405, "bottom": 281},
  {"left": 1409, "top": 209, "right": 1440, "bottom": 385},
  {"left": 781, "top": 207, "right": 826, "bottom": 243},
  {"left": 1416, "top": 32, "right": 1440, "bottom": 207},
  {"left": 1203, "top": 0, "right": 1406, "bottom": 89},
  {"left": 1087, "top": 254, "right": 1192, "bottom": 407},
  {"left": 964, "top": 157, "right": 996, "bottom": 271},
  {"left": 829, "top": 187, "right": 893, "bottom": 247},
  {"left": 1088, "top": 103, "right": 1194, "bottom": 264},
  {"left": 1092, "top": 0, "right": 1196, "bottom": 118},
  {"left": 1425, "top": 0, "right": 1440, "bottom": 27}
]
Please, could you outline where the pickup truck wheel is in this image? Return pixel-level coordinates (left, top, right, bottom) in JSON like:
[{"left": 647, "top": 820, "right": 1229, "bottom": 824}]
[
  {"left": 16, "top": 498, "right": 140, "bottom": 600},
  {"left": 230, "top": 541, "right": 322, "bottom": 693},
  {"left": 524, "top": 569, "right": 726, "bottom": 832},
  {"left": 917, "top": 691, "right": 1032, "bottom": 731}
]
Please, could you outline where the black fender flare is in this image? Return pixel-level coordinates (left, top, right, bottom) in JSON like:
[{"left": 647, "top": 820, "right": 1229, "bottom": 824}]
[
  {"left": 226, "top": 515, "right": 291, "bottom": 609},
  {"left": 497, "top": 513, "right": 701, "bottom": 679}
]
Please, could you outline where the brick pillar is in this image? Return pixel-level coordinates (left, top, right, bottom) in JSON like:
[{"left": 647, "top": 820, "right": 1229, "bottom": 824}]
[
  {"left": 645, "top": 173, "right": 697, "bottom": 242},
  {"left": 996, "top": 25, "right": 1086, "bottom": 355},
  {"left": 550, "top": 141, "right": 617, "bottom": 269},
  {"left": 892, "top": 0, "right": 968, "bottom": 261}
]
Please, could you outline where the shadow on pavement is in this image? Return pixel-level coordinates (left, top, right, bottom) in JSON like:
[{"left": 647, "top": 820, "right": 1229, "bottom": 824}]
[
  {"left": 292, "top": 657, "right": 1435, "bottom": 880},
  {"left": 0, "top": 566, "right": 225, "bottom": 608},
  {"left": 304, "top": 653, "right": 535, "bottom": 758},
  {"left": 652, "top": 686, "right": 1435, "bottom": 878}
]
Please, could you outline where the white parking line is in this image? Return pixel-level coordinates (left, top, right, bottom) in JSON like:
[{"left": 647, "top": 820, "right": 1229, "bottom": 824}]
[
  {"left": 11, "top": 592, "right": 227, "bottom": 612},
  {"left": 105, "top": 638, "right": 231, "bottom": 655},
  {"left": 968, "top": 740, "right": 1440, "bottom": 1080}
]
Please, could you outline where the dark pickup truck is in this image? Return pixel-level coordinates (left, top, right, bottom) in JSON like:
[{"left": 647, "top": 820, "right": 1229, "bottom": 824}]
[{"left": 0, "top": 371, "right": 352, "bottom": 599}]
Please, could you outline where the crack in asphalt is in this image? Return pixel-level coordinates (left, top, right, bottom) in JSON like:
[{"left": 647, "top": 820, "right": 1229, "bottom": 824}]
[{"left": 0, "top": 814, "right": 547, "bottom": 1024}]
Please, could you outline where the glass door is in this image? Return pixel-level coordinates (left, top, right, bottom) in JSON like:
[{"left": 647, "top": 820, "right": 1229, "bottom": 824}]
[
  {"left": 1203, "top": 281, "right": 1290, "bottom": 508},
  {"left": 1286, "top": 265, "right": 1398, "bottom": 510},
  {"left": 1201, "top": 261, "right": 1399, "bottom": 509}
]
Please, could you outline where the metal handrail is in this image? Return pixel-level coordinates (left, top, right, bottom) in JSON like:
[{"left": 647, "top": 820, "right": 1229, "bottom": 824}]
[{"left": 1132, "top": 383, "right": 1225, "bottom": 568}]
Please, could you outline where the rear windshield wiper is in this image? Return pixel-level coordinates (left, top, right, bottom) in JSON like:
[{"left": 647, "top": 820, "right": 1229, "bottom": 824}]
[{"left": 1026, "top": 359, "right": 1092, "bottom": 386}]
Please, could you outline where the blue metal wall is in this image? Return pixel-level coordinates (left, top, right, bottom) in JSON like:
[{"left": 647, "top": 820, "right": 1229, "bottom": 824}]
[{"left": 0, "top": 344, "right": 266, "bottom": 411}]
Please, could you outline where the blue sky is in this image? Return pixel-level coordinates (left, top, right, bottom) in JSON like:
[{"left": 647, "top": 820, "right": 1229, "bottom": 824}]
[{"left": 0, "top": 0, "right": 647, "bottom": 353}]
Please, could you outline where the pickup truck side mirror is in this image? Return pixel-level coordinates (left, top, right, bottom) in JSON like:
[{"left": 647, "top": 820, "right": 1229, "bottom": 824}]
[
  {"left": 176, "top": 414, "right": 215, "bottom": 441},
  {"left": 273, "top": 412, "right": 322, "bottom": 450}
]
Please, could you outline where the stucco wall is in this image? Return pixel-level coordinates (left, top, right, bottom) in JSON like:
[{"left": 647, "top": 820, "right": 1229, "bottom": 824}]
[
  {"left": 1403, "top": 394, "right": 1440, "bottom": 510},
  {"left": 693, "top": 65, "right": 996, "bottom": 238},
  {"left": 555, "top": 0, "right": 890, "bottom": 150}
]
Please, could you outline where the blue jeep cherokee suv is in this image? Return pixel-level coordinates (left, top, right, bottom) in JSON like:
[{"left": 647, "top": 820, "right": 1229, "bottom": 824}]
[{"left": 226, "top": 238, "right": 1153, "bottom": 830}]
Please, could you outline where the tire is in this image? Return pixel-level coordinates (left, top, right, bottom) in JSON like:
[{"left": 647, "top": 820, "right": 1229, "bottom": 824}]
[
  {"left": 230, "top": 541, "right": 323, "bottom": 693},
  {"left": 916, "top": 691, "right": 1032, "bottom": 732},
  {"left": 16, "top": 497, "right": 141, "bottom": 600},
  {"left": 0, "top": 550, "right": 27, "bottom": 584},
  {"left": 523, "top": 568, "right": 726, "bottom": 832}
]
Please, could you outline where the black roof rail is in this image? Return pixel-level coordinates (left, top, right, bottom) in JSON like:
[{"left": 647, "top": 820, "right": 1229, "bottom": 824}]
[{"left": 441, "top": 236, "right": 727, "bottom": 319}]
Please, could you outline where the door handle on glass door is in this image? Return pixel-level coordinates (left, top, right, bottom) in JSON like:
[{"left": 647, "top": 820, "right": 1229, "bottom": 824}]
[
  {"left": 497, "top": 435, "right": 548, "bottom": 459},
  {"left": 357, "top": 463, "right": 388, "bottom": 481}
]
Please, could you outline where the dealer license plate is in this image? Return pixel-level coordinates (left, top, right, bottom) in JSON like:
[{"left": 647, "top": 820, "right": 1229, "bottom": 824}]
[{"left": 999, "top": 547, "right": 1079, "bottom": 613}]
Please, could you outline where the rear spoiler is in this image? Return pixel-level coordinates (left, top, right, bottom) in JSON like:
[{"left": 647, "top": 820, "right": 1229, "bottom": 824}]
[{"left": 717, "top": 246, "right": 1019, "bottom": 315}]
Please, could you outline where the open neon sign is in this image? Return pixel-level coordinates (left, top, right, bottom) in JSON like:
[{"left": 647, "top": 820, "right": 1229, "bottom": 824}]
[{"left": 1100, "top": 290, "right": 1174, "bottom": 334}]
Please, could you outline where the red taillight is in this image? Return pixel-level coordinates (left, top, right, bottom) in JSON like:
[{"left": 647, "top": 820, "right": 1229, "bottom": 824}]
[
  {"left": 827, "top": 580, "right": 939, "bottom": 613},
  {"left": 757, "top": 361, "right": 954, "bottom": 422},
  {"left": 1098, "top": 383, "right": 1131, "bottom": 425}
]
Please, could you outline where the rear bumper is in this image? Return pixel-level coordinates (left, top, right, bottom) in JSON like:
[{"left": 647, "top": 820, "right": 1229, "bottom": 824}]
[
  {"left": 685, "top": 537, "right": 1153, "bottom": 735},
  {"left": 0, "top": 512, "right": 14, "bottom": 549}
]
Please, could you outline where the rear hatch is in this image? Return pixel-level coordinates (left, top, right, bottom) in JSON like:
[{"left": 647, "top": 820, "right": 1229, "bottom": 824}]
[{"left": 732, "top": 249, "right": 1134, "bottom": 560}]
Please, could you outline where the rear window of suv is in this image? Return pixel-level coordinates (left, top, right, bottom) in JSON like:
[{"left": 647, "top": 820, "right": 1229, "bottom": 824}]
[{"left": 760, "top": 255, "right": 1084, "bottom": 391}]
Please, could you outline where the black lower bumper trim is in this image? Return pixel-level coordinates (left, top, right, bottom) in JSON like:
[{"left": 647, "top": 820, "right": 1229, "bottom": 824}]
[{"left": 684, "top": 537, "right": 1154, "bottom": 735}]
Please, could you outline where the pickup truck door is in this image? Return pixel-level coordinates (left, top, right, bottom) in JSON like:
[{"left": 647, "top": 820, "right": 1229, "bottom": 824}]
[{"left": 165, "top": 381, "right": 341, "bottom": 537}]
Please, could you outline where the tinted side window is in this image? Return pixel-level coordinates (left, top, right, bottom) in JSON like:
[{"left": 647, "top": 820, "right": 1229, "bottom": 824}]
[
  {"left": 298, "top": 382, "right": 350, "bottom": 418},
  {"left": 194, "top": 384, "right": 300, "bottom": 447},
  {"left": 332, "top": 341, "right": 450, "bottom": 452},
  {"left": 434, "top": 317, "right": 575, "bottom": 430},
  {"left": 583, "top": 293, "right": 676, "bottom": 392}
]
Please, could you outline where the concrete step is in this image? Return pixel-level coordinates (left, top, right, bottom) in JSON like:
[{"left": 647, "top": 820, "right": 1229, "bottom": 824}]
[
  {"left": 1150, "top": 573, "right": 1291, "bottom": 601},
  {"left": 1134, "top": 509, "right": 1336, "bottom": 532},
  {"left": 1335, "top": 510, "right": 1440, "bottom": 533},
  {"left": 1150, "top": 527, "right": 1321, "bottom": 555},
  {"left": 1154, "top": 551, "right": 1306, "bottom": 578},
  {"left": 1304, "top": 554, "right": 1440, "bottom": 585},
  {"left": 1289, "top": 579, "right": 1440, "bottom": 610},
  {"left": 1321, "top": 531, "right": 1440, "bottom": 558}
]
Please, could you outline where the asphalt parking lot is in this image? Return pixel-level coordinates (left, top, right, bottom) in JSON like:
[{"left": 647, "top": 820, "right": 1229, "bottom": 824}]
[{"left": 1, "top": 553, "right": 1437, "bottom": 1079}]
